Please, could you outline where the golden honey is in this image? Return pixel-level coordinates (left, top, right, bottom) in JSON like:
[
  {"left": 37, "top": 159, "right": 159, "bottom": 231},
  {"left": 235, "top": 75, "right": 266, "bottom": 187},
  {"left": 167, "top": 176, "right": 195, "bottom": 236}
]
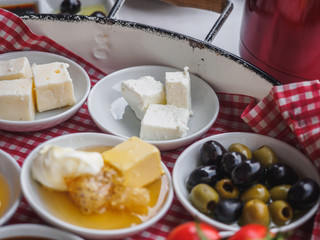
[
  {"left": 37, "top": 175, "right": 168, "bottom": 229},
  {"left": 0, "top": 174, "right": 10, "bottom": 217},
  {"left": 36, "top": 146, "right": 169, "bottom": 229}
]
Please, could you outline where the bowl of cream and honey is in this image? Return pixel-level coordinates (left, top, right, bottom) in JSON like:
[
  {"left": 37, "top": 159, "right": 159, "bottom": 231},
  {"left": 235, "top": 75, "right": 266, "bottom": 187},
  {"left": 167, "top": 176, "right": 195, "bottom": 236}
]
[{"left": 20, "top": 132, "right": 173, "bottom": 239}]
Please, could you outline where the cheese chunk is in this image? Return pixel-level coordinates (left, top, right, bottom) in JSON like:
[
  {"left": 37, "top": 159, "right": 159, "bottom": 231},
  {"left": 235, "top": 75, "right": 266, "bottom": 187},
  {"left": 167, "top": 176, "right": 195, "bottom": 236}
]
[
  {"left": 140, "top": 104, "right": 190, "bottom": 141},
  {"left": 102, "top": 137, "right": 164, "bottom": 188},
  {"left": 0, "top": 57, "right": 32, "bottom": 80},
  {"left": 32, "top": 62, "right": 76, "bottom": 112},
  {"left": 165, "top": 66, "right": 192, "bottom": 115},
  {"left": 0, "top": 78, "right": 35, "bottom": 121},
  {"left": 121, "top": 76, "right": 166, "bottom": 120}
]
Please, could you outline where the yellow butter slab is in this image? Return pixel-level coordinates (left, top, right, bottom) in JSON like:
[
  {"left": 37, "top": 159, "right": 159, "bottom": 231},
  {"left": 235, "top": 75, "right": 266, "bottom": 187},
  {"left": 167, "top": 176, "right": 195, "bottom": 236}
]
[{"left": 102, "top": 137, "right": 164, "bottom": 188}]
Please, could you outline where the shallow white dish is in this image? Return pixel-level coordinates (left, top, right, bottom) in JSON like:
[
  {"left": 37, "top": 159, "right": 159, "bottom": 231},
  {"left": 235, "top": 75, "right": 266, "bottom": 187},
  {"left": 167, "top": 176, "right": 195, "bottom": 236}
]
[
  {"left": 0, "top": 149, "right": 21, "bottom": 226},
  {"left": 0, "top": 223, "right": 84, "bottom": 239},
  {"left": 88, "top": 65, "right": 219, "bottom": 151},
  {"left": 21, "top": 132, "right": 174, "bottom": 239},
  {"left": 0, "top": 51, "right": 91, "bottom": 132},
  {"left": 173, "top": 132, "right": 320, "bottom": 232}
]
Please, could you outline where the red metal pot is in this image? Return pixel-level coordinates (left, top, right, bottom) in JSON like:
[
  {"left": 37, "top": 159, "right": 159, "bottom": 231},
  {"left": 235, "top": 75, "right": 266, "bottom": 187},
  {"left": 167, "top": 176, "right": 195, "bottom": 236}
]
[{"left": 240, "top": 0, "right": 320, "bottom": 84}]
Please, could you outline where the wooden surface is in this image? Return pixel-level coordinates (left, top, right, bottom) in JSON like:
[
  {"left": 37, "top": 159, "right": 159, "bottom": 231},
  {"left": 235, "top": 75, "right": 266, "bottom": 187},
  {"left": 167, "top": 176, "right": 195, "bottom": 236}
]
[{"left": 159, "top": 0, "right": 228, "bottom": 13}]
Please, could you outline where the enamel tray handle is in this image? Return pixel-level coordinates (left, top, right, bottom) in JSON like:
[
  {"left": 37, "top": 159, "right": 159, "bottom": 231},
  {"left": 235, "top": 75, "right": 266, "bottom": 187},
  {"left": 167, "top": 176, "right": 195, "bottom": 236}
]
[
  {"left": 160, "top": 0, "right": 229, "bottom": 13},
  {"left": 108, "top": 0, "right": 233, "bottom": 43}
]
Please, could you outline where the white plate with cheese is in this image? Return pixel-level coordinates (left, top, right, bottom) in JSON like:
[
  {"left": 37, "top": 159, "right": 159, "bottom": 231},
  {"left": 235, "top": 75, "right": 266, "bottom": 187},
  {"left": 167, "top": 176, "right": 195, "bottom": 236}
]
[
  {"left": 0, "top": 51, "right": 90, "bottom": 132},
  {"left": 88, "top": 65, "right": 219, "bottom": 151}
]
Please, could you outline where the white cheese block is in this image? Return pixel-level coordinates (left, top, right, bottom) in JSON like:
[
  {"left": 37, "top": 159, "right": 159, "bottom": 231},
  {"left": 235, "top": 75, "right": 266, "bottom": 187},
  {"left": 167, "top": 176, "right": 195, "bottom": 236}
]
[
  {"left": 121, "top": 76, "right": 166, "bottom": 120},
  {"left": 140, "top": 104, "right": 190, "bottom": 141},
  {"left": 0, "top": 78, "right": 35, "bottom": 121},
  {"left": 0, "top": 57, "right": 32, "bottom": 80},
  {"left": 32, "top": 62, "right": 76, "bottom": 112},
  {"left": 165, "top": 66, "right": 192, "bottom": 115}
]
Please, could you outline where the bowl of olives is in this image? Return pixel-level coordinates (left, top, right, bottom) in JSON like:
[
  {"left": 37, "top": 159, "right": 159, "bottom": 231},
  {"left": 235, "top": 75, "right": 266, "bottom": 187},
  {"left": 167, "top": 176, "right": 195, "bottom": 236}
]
[{"left": 172, "top": 132, "right": 320, "bottom": 233}]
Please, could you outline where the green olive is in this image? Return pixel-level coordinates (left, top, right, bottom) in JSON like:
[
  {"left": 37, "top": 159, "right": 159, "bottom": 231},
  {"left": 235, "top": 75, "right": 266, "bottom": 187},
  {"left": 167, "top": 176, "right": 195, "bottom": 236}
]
[
  {"left": 241, "top": 199, "right": 270, "bottom": 226},
  {"left": 215, "top": 179, "right": 239, "bottom": 199},
  {"left": 228, "top": 143, "right": 252, "bottom": 159},
  {"left": 240, "top": 184, "right": 270, "bottom": 203},
  {"left": 269, "top": 200, "right": 293, "bottom": 226},
  {"left": 253, "top": 145, "right": 278, "bottom": 167},
  {"left": 190, "top": 183, "right": 219, "bottom": 214},
  {"left": 270, "top": 185, "right": 291, "bottom": 201}
]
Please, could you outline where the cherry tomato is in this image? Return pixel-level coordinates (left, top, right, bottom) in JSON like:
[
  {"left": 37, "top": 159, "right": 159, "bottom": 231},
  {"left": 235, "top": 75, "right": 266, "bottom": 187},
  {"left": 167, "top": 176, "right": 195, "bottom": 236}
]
[
  {"left": 167, "top": 222, "right": 221, "bottom": 240},
  {"left": 229, "top": 224, "right": 276, "bottom": 240}
]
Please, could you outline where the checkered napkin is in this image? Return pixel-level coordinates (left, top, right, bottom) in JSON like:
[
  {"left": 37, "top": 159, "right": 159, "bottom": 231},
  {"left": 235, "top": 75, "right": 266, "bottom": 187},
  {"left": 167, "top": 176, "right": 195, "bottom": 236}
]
[
  {"left": 242, "top": 80, "right": 320, "bottom": 240},
  {"left": 0, "top": 8, "right": 317, "bottom": 240}
]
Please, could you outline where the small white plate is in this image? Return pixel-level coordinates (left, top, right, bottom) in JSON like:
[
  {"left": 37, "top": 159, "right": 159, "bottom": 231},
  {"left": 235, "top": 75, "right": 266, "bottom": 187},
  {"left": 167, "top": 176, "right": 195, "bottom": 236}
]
[
  {"left": 88, "top": 65, "right": 219, "bottom": 151},
  {"left": 0, "top": 149, "right": 21, "bottom": 226},
  {"left": 173, "top": 132, "right": 320, "bottom": 233},
  {"left": 0, "top": 224, "right": 84, "bottom": 240},
  {"left": 0, "top": 51, "right": 91, "bottom": 132},
  {"left": 21, "top": 132, "right": 174, "bottom": 239}
]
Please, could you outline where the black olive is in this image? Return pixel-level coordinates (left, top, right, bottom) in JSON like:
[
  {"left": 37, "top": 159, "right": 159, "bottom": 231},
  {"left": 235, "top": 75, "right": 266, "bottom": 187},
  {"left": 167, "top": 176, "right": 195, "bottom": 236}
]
[
  {"left": 231, "top": 159, "right": 265, "bottom": 190},
  {"left": 221, "top": 151, "right": 246, "bottom": 177},
  {"left": 213, "top": 199, "right": 243, "bottom": 224},
  {"left": 186, "top": 165, "right": 221, "bottom": 192},
  {"left": 200, "top": 140, "right": 227, "bottom": 166},
  {"left": 266, "top": 163, "right": 299, "bottom": 188},
  {"left": 288, "top": 178, "right": 320, "bottom": 210},
  {"left": 60, "top": 0, "right": 81, "bottom": 14},
  {"left": 90, "top": 11, "right": 107, "bottom": 18}
]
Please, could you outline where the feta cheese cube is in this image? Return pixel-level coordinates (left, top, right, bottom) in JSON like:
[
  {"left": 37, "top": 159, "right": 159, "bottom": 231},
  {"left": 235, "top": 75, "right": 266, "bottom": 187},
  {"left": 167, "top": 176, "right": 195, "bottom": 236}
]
[
  {"left": 0, "top": 78, "right": 35, "bottom": 121},
  {"left": 0, "top": 57, "right": 32, "bottom": 80},
  {"left": 121, "top": 76, "right": 166, "bottom": 120},
  {"left": 140, "top": 104, "right": 190, "bottom": 141},
  {"left": 102, "top": 137, "right": 164, "bottom": 188},
  {"left": 32, "top": 62, "right": 76, "bottom": 112},
  {"left": 165, "top": 66, "right": 192, "bottom": 115}
]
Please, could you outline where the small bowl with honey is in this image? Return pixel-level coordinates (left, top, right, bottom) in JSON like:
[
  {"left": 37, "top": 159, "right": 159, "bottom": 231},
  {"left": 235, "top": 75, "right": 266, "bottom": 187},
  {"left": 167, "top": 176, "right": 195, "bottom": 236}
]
[
  {"left": 21, "top": 132, "right": 174, "bottom": 239},
  {"left": 0, "top": 149, "right": 21, "bottom": 226},
  {"left": 0, "top": 223, "right": 84, "bottom": 240}
]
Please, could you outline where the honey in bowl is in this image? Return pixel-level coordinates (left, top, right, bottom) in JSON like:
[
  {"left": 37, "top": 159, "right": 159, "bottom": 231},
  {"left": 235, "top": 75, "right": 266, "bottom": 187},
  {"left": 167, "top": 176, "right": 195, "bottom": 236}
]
[
  {"left": 37, "top": 174, "right": 169, "bottom": 229},
  {"left": 0, "top": 174, "right": 10, "bottom": 217},
  {"left": 32, "top": 138, "right": 170, "bottom": 229}
]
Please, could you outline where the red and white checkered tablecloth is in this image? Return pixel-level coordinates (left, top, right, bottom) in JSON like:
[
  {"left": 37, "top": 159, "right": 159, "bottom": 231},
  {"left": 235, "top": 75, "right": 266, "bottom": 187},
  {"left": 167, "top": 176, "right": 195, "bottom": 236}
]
[
  {"left": 0, "top": 8, "right": 319, "bottom": 240},
  {"left": 242, "top": 80, "right": 320, "bottom": 240}
]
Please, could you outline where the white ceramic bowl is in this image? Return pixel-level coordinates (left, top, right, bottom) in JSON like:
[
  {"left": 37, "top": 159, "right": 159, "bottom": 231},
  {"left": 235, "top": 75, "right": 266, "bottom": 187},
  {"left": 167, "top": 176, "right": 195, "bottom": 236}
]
[
  {"left": 0, "top": 149, "right": 21, "bottom": 226},
  {"left": 21, "top": 132, "right": 174, "bottom": 239},
  {"left": 0, "top": 224, "right": 84, "bottom": 239},
  {"left": 0, "top": 51, "right": 91, "bottom": 132},
  {"left": 173, "top": 132, "right": 320, "bottom": 232},
  {"left": 88, "top": 65, "right": 219, "bottom": 151}
]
